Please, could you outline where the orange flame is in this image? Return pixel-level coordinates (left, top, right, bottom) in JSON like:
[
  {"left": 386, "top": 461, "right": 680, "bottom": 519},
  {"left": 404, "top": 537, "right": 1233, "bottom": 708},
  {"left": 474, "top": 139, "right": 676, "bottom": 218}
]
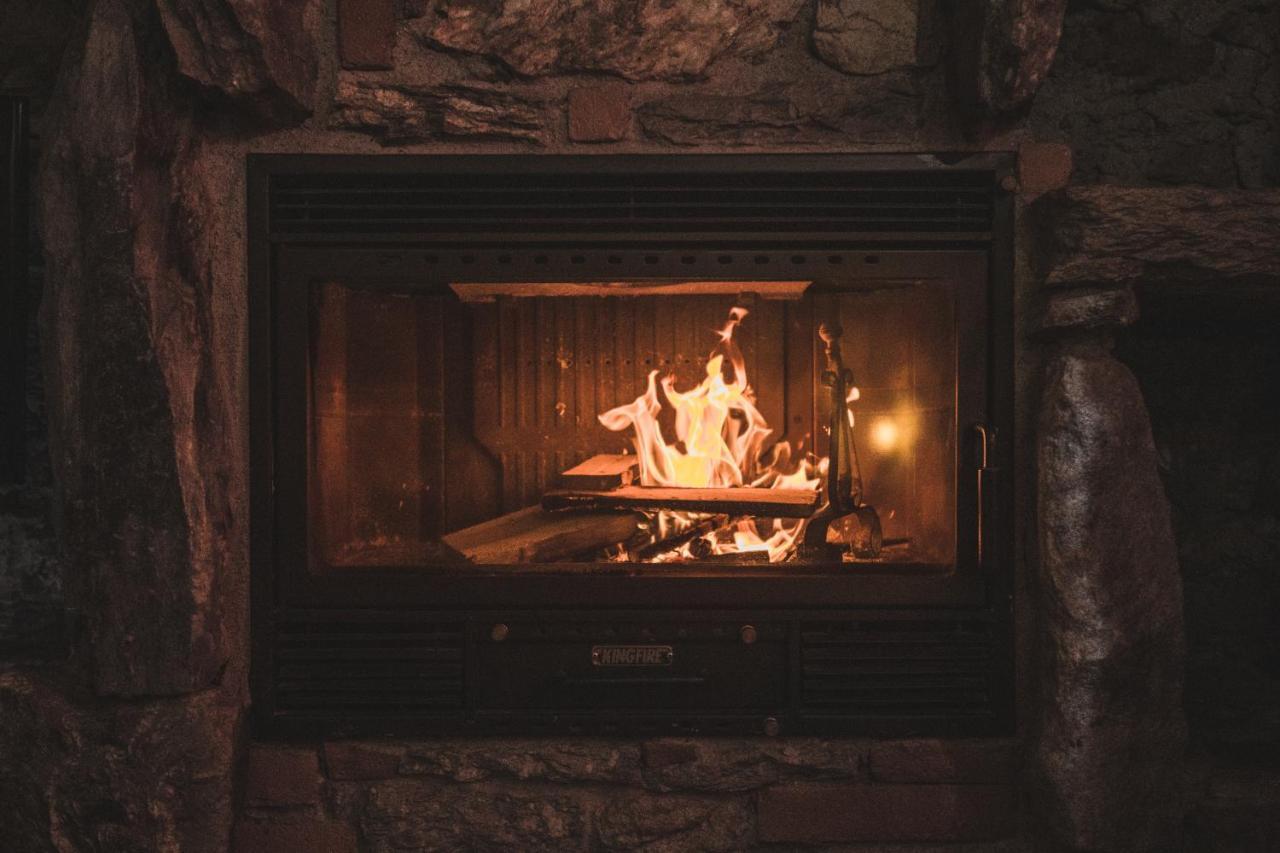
[{"left": 599, "top": 307, "right": 821, "bottom": 562}]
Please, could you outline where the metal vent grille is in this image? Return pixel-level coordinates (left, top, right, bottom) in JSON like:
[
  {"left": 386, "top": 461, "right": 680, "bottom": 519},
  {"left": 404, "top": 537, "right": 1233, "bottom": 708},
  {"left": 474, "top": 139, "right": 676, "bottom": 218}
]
[
  {"left": 274, "top": 620, "right": 464, "bottom": 713},
  {"left": 800, "top": 620, "right": 995, "bottom": 718},
  {"left": 268, "top": 170, "right": 995, "bottom": 239}
]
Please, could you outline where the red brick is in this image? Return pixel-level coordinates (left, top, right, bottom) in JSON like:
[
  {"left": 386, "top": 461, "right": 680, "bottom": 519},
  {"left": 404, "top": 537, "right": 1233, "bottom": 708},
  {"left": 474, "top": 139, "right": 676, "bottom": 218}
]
[
  {"left": 568, "top": 84, "right": 631, "bottom": 143},
  {"left": 233, "top": 815, "right": 357, "bottom": 853},
  {"left": 338, "top": 0, "right": 397, "bottom": 70},
  {"left": 642, "top": 739, "right": 700, "bottom": 768},
  {"left": 1018, "top": 141, "right": 1073, "bottom": 194},
  {"left": 757, "top": 783, "right": 1015, "bottom": 844},
  {"left": 869, "top": 739, "right": 1018, "bottom": 784},
  {"left": 324, "top": 740, "right": 402, "bottom": 781},
  {"left": 244, "top": 745, "right": 322, "bottom": 808}
]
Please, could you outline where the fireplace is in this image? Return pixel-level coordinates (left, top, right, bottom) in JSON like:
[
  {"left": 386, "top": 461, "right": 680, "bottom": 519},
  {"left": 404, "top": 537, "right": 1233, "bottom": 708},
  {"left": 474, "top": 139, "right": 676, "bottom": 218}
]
[{"left": 250, "top": 154, "right": 1014, "bottom": 737}]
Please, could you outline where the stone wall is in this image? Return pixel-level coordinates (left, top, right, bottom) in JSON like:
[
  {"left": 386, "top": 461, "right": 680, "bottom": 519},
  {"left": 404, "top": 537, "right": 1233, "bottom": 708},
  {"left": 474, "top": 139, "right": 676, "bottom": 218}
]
[
  {"left": 233, "top": 738, "right": 1018, "bottom": 851},
  {"left": 1, "top": 0, "right": 1275, "bottom": 850}
]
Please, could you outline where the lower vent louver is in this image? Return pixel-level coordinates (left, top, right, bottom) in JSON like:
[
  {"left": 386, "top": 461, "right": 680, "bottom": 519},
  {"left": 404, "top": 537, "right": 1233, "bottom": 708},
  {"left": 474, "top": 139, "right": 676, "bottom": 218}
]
[
  {"left": 274, "top": 620, "right": 464, "bottom": 714},
  {"left": 801, "top": 620, "right": 996, "bottom": 719}
]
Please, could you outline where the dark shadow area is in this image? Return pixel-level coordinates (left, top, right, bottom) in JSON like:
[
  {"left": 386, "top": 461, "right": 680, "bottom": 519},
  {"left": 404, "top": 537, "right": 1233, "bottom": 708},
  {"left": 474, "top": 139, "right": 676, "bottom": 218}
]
[{"left": 1118, "top": 288, "right": 1280, "bottom": 761}]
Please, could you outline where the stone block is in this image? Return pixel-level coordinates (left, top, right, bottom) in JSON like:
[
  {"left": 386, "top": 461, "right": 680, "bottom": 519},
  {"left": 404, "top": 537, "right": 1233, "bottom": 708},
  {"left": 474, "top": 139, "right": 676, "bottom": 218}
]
[
  {"left": 757, "top": 782, "right": 1015, "bottom": 844},
  {"left": 338, "top": 0, "right": 397, "bottom": 70},
  {"left": 0, "top": 667, "right": 239, "bottom": 853},
  {"left": 1018, "top": 141, "right": 1073, "bottom": 194},
  {"left": 331, "top": 78, "right": 548, "bottom": 144},
  {"left": 1038, "top": 286, "right": 1138, "bottom": 333},
  {"left": 156, "top": 0, "right": 324, "bottom": 120},
  {"left": 233, "top": 815, "right": 357, "bottom": 853},
  {"left": 1032, "top": 187, "right": 1280, "bottom": 290},
  {"left": 869, "top": 739, "right": 1018, "bottom": 784},
  {"left": 948, "top": 0, "right": 1068, "bottom": 115},
  {"left": 324, "top": 740, "right": 403, "bottom": 781},
  {"left": 361, "top": 780, "right": 587, "bottom": 851},
  {"left": 814, "top": 0, "right": 919, "bottom": 75},
  {"left": 568, "top": 84, "right": 631, "bottom": 143},
  {"left": 408, "top": 0, "right": 806, "bottom": 81},
  {"left": 398, "top": 738, "right": 644, "bottom": 785},
  {"left": 641, "top": 738, "right": 866, "bottom": 792},
  {"left": 595, "top": 791, "right": 754, "bottom": 851},
  {"left": 1034, "top": 348, "right": 1187, "bottom": 851},
  {"left": 244, "top": 744, "right": 323, "bottom": 808}
]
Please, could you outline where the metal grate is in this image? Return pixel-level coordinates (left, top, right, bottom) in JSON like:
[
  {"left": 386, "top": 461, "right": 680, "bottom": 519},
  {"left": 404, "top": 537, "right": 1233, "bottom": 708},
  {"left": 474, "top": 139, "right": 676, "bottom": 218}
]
[
  {"left": 268, "top": 170, "right": 995, "bottom": 238},
  {"left": 800, "top": 619, "right": 995, "bottom": 718},
  {"left": 274, "top": 620, "right": 465, "bottom": 713}
]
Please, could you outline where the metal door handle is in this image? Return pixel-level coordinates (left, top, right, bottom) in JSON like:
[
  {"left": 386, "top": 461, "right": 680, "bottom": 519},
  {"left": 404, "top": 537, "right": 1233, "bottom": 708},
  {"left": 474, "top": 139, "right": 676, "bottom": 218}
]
[{"left": 973, "top": 424, "right": 998, "bottom": 569}]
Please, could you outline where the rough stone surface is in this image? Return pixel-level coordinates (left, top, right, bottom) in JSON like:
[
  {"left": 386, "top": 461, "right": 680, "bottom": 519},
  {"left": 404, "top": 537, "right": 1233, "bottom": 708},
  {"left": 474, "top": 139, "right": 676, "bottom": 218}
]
[
  {"left": 331, "top": 77, "right": 547, "bottom": 144},
  {"left": 1029, "top": 0, "right": 1279, "bottom": 187},
  {"left": 637, "top": 76, "right": 924, "bottom": 147},
  {"left": 868, "top": 739, "right": 1018, "bottom": 784},
  {"left": 245, "top": 744, "right": 323, "bottom": 808},
  {"left": 813, "top": 0, "right": 919, "bottom": 76},
  {"left": 640, "top": 737, "right": 867, "bottom": 792},
  {"left": 0, "top": 667, "right": 239, "bottom": 853},
  {"left": 411, "top": 0, "right": 806, "bottom": 81},
  {"left": 338, "top": 0, "right": 397, "bottom": 69},
  {"left": 321, "top": 736, "right": 873, "bottom": 792},
  {"left": 155, "top": 0, "right": 324, "bottom": 120},
  {"left": 595, "top": 791, "right": 754, "bottom": 852},
  {"left": 1038, "top": 287, "right": 1139, "bottom": 334},
  {"left": 1033, "top": 187, "right": 1280, "bottom": 291},
  {"left": 39, "top": 0, "right": 248, "bottom": 696},
  {"left": 568, "top": 83, "right": 631, "bottom": 143},
  {"left": 1035, "top": 346, "right": 1187, "bottom": 852},
  {"left": 758, "top": 782, "right": 1016, "bottom": 844},
  {"left": 360, "top": 780, "right": 588, "bottom": 852},
  {"left": 398, "top": 738, "right": 644, "bottom": 785},
  {"left": 948, "top": 0, "right": 1068, "bottom": 115}
]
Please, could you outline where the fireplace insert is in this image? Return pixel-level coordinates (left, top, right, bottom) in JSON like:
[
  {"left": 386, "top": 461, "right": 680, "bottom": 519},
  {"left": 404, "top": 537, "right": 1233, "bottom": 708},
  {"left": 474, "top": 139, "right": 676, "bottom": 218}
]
[{"left": 249, "top": 154, "right": 1014, "bottom": 737}]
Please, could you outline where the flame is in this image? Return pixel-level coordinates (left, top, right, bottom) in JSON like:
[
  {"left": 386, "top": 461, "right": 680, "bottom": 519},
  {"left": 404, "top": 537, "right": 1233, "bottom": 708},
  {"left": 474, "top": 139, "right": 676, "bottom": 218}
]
[{"left": 598, "top": 306, "right": 821, "bottom": 562}]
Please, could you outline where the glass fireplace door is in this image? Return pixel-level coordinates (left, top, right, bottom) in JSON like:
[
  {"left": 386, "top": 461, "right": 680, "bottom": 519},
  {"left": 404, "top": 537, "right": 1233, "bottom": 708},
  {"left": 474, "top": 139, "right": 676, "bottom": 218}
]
[{"left": 300, "top": 273, "right": 982, "bottom": 574}]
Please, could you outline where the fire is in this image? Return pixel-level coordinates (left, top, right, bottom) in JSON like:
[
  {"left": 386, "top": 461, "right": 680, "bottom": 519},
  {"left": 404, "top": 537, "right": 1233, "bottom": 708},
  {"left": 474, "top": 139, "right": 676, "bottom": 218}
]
[{"left": 598, "top": 306, "right": 822, "bottom": 562}]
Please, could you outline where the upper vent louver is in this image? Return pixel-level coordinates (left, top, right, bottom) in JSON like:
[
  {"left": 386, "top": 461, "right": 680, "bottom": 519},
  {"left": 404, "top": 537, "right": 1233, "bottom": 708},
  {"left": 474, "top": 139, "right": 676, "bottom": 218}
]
[
  {"left": 800, "top": 619, "right": 996, "bottom": 719},
  {"left": 268, "top": 170, "right": 995, "bottom": 240},
  {"left": 274, "top": 619, "right": 464, "bottom": 714}
]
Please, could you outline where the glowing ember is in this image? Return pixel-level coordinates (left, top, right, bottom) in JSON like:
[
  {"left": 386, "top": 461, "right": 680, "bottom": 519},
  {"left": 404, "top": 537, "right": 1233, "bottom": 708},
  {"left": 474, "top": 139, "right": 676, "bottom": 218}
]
[{"left": 598, "top": 306, "right": 822, "bottom": 562}]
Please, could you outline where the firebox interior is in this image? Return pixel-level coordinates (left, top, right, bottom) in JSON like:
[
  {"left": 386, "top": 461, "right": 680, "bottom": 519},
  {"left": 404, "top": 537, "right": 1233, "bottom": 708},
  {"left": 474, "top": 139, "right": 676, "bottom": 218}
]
[{"left": 309, "top": 279, "right": 958, "bottom": 570}]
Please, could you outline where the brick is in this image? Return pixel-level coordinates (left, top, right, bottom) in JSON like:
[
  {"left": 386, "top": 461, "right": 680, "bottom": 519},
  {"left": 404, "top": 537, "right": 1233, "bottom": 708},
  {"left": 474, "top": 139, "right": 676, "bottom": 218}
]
[
  {"left": 338, "top": 0, "right": 397, "bottom": 70},
  {"left": 869, "top": 739, "right": 1018, "bottom": 784},
  {"left": 233, "top": 815, "right": 357, "bottom": 853},
  {"left": 244, "top": 745, "right": 323, "bottom": 808},
  {"left": 1018, "top": 141, "right": 1073, "bottom": 194},
  {"left": 757, "top": 783, "right": 1015, "bottom": 844},
  {"left": 324, "top": 741, "right": 403, "bottom": 781},
  {"left": 643, "top": 739, "right": 699, "bottom": 768},
  {"left": 568, "top": 84, "right": 631, "bottom": 143}
]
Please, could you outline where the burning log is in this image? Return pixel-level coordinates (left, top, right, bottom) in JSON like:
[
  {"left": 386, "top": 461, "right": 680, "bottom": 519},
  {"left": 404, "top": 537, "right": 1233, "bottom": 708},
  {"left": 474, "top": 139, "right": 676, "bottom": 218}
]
[
  {"left": 442, "top": 505, "right": 644, "bottom": 564},
  {"left": 541, "top": 486, "right": 819, "bottom": 518},
  {"left": 558, "top": 454, "right": 640, "bottom": 490},
  {"left": 631, "top": 514, "right": 729, "bottom": 561}
]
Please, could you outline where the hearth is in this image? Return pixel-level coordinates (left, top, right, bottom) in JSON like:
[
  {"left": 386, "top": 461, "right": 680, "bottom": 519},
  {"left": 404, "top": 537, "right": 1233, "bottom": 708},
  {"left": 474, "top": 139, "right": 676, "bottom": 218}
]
[{"left": 250, "top": 155, "right": 1014, "bottom": 737}]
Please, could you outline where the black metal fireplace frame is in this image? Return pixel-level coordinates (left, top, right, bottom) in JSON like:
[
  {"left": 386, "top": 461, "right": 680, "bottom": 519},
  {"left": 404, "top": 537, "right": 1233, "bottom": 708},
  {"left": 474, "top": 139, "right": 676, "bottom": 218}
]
[{"left": 249, "top": 153, "right": 1016, "bottom": 739}]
